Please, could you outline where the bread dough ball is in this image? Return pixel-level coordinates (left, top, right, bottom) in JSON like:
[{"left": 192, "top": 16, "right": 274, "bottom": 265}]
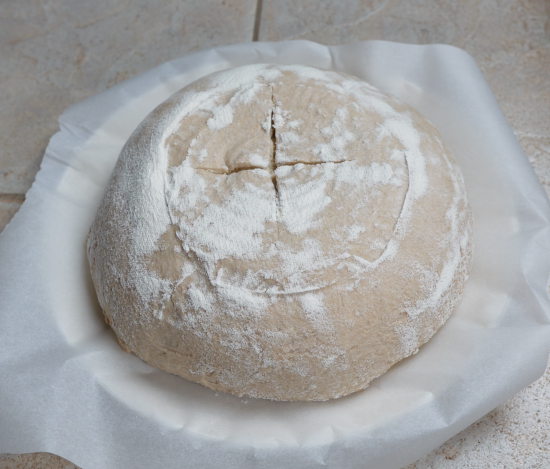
[{"left": 87, "top": 64, "right": 473, "bottom": 401}]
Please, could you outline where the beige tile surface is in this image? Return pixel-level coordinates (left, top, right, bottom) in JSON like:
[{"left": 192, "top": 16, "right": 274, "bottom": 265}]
[
  {"left": 0, "top": 195, "right": 24, "bottom": 233},
  {"left": 0, "top": 453, "right": 79, "bottom": 469},
  {"left": 0, "top": 0, "right": 256, "bottom": 196},
  {"left": 259, "top": 1, "right": 550, "bottom": 467}
]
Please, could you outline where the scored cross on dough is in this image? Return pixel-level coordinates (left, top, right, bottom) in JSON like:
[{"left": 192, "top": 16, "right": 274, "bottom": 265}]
[{"left": 164, "top": 71, "right": 409, "bottom": 295}]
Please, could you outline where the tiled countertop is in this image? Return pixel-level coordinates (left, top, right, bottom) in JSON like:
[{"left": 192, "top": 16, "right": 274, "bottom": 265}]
[{"left": 1, "top": 0, "right": 549, "bottom": 467}]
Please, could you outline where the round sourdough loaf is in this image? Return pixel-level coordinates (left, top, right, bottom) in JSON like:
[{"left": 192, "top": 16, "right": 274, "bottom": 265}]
[{"left": 87, "top": 64, "right": 473, "bottom": 401}]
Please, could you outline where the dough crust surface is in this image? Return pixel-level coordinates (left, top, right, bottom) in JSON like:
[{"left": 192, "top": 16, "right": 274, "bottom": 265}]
[{"left": 87, "top": 64, "right": 473, "bottom": 401}]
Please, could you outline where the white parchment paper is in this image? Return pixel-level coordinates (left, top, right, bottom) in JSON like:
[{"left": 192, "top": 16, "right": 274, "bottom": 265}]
[{"left": 1, "top": 40, "right": 550, "bottom": 469}]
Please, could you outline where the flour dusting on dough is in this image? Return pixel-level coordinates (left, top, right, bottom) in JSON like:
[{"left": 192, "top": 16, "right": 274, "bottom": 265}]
[{"left": 87, "top": 64, "right": 473, "bottom": 401}]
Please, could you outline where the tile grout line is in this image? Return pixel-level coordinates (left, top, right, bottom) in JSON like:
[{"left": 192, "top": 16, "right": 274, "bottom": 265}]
[{"left": 252, "top": 0, "right": 263, "bottom": 41}]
